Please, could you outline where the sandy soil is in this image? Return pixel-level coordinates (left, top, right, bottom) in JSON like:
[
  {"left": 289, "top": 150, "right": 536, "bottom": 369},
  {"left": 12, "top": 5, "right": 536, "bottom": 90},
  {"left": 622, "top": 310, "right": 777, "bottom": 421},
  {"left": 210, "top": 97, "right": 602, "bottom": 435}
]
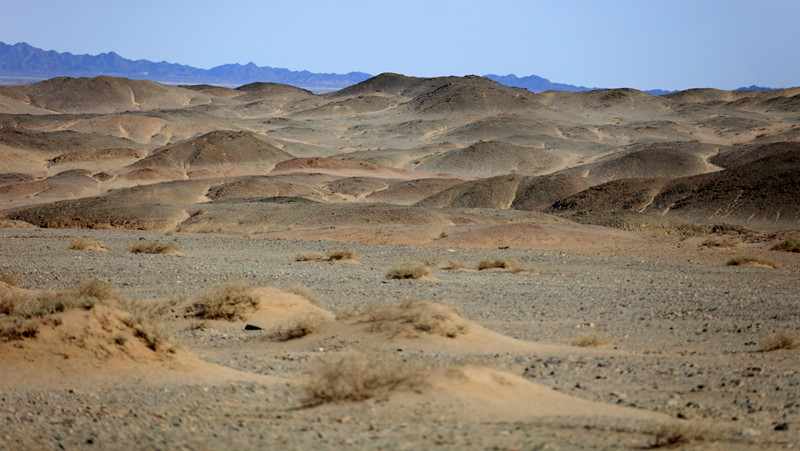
[{"left": 1, "top": 227, "right": 798, "bottom": 450}]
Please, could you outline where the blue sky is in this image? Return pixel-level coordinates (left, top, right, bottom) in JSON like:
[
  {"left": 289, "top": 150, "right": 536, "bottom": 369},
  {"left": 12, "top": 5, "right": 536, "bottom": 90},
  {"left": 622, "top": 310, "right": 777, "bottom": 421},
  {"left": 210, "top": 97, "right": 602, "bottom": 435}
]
[{"left": 3, "top": 0, "right": 799, "bottom": 90}]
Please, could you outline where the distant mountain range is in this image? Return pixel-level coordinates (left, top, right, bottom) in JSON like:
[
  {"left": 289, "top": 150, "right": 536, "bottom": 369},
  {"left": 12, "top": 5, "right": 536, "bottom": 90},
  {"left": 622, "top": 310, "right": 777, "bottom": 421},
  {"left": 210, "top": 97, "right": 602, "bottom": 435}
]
[{"left": 0, "top": 41, "right": 776, "bottom": 94}]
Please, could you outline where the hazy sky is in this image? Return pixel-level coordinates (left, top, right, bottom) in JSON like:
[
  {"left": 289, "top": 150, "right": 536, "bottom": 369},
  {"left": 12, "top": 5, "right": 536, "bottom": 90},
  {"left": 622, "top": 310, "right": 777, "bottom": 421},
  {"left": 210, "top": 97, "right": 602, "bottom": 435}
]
[{"left": 2, "top": 0, "right": 798, "bottom": 90}]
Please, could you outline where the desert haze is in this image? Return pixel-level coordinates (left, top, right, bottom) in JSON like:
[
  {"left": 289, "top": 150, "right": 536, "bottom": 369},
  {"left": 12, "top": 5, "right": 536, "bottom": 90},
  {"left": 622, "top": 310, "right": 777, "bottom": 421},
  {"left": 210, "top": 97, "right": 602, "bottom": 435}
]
[{"left": 1, "top": 73, "right": 799, "bottom": 449}]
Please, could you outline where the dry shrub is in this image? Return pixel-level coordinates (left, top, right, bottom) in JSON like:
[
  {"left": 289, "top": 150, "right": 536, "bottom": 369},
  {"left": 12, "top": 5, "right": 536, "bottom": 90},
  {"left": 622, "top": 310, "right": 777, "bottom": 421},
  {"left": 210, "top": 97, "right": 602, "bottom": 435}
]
[
  {"left": 120, "top": 313, "right": 174, "bottom": 352},
  {"left": 571, "top": 334, "right": 610, "bottom": 347},
  {"left": 0, "top": 270, "right": 21, "bottom": 287},
  {"left": 477, "top": 258, "right": 536, "bottom": 273},
  {"left": 290, "top": 283, "right": 321, "bottom": 305},
  {"left": 67, "top": 237, "right": 111, "bottom": 251},
  {"left": 304, "top": 352, "right": 426, "bottom": 405},
  {"left": 761, "top": 332, "right": 799, "bottom": 351},
  {"left": 127, "top": 240, "right": 178, "bottom": 255},
  {"left": 772, "top": 238, "right": 800, "bottom": 253},
  {"left": 386, "top": 262, "right": 430, "bottom": 280},
  {"left": 443, "top": 261, "right": 468, "bottom": 271},
  {"left": 192, "top": 281, "right": 260, "bottom": 320},
  {"left": 268, "top": 313, "right": 328, "bottom": 341},
  {"left": 649, "top": 422, "right": 706, "bottom": 448},
  {"left": 726, "top": 256, "right": 778, "bottom": 269},
  {"left": 699, "top": 238, "right": 735, "bottom": 248},
  {"left": 326, "top": 247, "right": 356, "bottom": 261},
  {"left": 478, "top": 258, "right": 518, "bottom": 270},
  {"left": 295, "top": 252, "right": 326, "bottom": 262},
  {"left": 1, "top": 279, "right": 176, "bottom": 352},
  {"left": 362, "top": 299, "right": 469, "bottom": 338}
]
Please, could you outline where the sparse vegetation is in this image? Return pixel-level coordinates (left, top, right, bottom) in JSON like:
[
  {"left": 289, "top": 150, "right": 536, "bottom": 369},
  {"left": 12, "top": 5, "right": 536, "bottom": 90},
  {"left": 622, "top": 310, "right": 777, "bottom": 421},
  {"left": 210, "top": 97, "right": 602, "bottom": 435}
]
[
  {"left": 127, "top": 240, "right": 178, "bottom": 255},
  {"left": 386, "top": 262, "right": 430, "bottom": 280},
  {"left": 303, "top": 352, "right": 426, "bottom": 405},
  {"left": 192, "top": 281, "right": 260, "bottom": 320},
  {"left": 361, "top": 298, "right": 469, "bottom": 338},
  {"left": 268, "top": 314, "right": 327, "bottom": 341},
  {"left": 760, "top": 332, "right": 799, "bottom": 351},
  {"left": 0, "top": 270, "right": 21, "bottom": 287},
  {"left": 649, "top": 423, "right": 706, "bottom": 448},
  {"left": 289, "top": 283, "right": 321, "bottom": 305},
  {"left": 571, "top": 334, "right": 610, "bottom": 347},
  {"left": 771, "top": 238, "right": 800, "bottom": 253},
  {"left": 67, "top": 237, "right": 111, "bottom": 251},
  {"left": 477, "top": 258, "right": 536, "bottom": 273},
  {"left": 438, "top": 231, "right": 450, "bottom": 239},
  {"left": 295, "top": 252, "right": 327, "bottom": 262},
  {"left": 443, "top": 261, "right": 468, "bottom": 271},
  {"left": 326, "top": 247, "right": 357, "bottom": 261},
  {"left": 726, "top": 256, "right": 778, "bottom": 268},
  {"left": 699, "top": 238, "right": 735, "bottom": 248}
]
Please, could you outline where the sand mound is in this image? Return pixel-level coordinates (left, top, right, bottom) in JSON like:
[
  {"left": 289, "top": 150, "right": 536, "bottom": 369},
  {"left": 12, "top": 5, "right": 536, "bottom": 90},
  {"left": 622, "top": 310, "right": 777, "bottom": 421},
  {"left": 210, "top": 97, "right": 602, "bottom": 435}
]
[
  {"left": 129, "top": 130, "right": 293, "bottom": 172},
  {"left": 412, "top": 366, "right": 669, "bottom": 422}
]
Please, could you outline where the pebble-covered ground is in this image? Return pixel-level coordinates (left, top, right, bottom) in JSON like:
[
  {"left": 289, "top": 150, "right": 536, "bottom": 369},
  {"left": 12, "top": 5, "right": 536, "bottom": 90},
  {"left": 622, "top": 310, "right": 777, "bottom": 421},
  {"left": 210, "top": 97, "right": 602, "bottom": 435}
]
[{"left": 1, "top": 228, "right": 798, "bottom": 449}]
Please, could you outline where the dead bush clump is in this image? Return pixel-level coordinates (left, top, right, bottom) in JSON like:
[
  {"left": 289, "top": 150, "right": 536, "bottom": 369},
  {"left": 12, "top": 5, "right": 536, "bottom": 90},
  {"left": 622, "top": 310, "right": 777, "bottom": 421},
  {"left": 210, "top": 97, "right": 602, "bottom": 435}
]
[
  {"left": 649, "top": 423, "right": 706, "bottom": 448},
  {"left": 571, "top": 334, "right": 610, "bottom": 347},
  {"left": 386, "top": 263, "right": 430, "bottom": 280},
  {"left": 477, "top": 258, "right": 536, "bottom": 273},
  {"left": 295, "top": 252, "right": 327, "bottom": 262},
  {"left": 0, "top": 270, "right": 21, "bottom": 287},
  {"left": 326, "top": 247, "right": 357, "bottom": 261},
  {"left": 268, "top": 314, "right": 327, "bottom": 341},
  {"left": 192, "top": 281, "right": 260, "bottom": 320},
  {"left": 726, "top": 256, "right": 778, "bottom": 269},
  {"left": 443, "top": 261, "right": 468, "bottom": 271},
  {"left": 760, "top": 332, "right": 799, "bottom": 351},
  {"left": 68, "top": 237, "right": 111, "bottom": 251},
  {"left": 772, "top": 238, "right": 800, "bottom": 253},
  {"left": 127, "top": 240, "right": 178, "bottom": 255},
  {"left": 699, "top": 238, "right": 735, "bottom": 248},
  {"left": 362, "top": 299, "right": 469, "bottom": 338},
  {"left": 304, "top": 352, "right": 426, "bottom": 405}
]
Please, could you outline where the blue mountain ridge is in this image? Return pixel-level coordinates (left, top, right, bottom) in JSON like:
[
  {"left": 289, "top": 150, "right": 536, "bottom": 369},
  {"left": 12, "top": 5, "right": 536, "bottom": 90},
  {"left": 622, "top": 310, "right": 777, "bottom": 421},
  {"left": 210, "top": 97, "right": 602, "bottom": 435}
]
[{"left": 0, "top": 42, "right": 775, "bottom": 94}]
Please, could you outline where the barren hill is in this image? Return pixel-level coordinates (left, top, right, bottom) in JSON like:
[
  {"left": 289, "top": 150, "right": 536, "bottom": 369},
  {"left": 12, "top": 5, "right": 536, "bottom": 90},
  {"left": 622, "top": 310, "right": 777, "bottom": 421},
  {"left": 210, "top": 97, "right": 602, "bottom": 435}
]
[{"left": 128, "top": 130, "right": 293, "bottom": 172}]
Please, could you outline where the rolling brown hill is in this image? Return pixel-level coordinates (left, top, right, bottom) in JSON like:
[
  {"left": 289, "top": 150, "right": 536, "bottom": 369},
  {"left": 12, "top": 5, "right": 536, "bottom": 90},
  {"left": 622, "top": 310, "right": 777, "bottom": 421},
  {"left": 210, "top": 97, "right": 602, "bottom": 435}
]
[
  {"left": 127, "top": 130, "right": 293, "bottom": 172},
  {"left": 1, "top": 76, "right": 217, "bottom": 114}
]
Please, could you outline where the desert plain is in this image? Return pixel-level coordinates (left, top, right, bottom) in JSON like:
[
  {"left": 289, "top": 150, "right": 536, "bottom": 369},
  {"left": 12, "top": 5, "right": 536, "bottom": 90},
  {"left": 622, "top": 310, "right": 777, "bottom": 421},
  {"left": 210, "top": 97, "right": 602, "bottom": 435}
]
[{"left": 0, "top": 74, "right": 799, "bottom": 449}]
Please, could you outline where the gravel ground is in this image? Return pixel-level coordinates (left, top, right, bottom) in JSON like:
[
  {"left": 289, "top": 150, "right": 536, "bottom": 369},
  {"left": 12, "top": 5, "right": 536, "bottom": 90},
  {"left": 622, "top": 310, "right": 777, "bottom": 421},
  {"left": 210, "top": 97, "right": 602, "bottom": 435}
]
[{"left": 1, "top": 228, "right": 799, "bottom": 449}]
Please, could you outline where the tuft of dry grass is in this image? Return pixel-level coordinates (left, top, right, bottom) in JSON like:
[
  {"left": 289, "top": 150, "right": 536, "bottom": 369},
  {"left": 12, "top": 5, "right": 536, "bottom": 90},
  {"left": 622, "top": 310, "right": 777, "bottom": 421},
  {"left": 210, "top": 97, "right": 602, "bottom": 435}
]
[
  {"left": 127, "top": 240, "right": 178, "bottom": 255},
  {"left": 303, "top": 352, "right": 426, "bottom": 405},
  {"left": 649, "top": 423, "right": 706, "bottom": 448},
  {"left": 760, "top": 332, "right": 799, "bottom": 351},
  {"left": 67, "top": 237, "right": 111, "bottom": 251},
  {"left": 699, "top": 238, "right": 735, "bottom": 248},
  {"left": 295, "top": 252, "right": 327, "bottom": 262},
  {"left": 0, "top": 269, "right": 21, "bottom": 287},
  {"left": 326, "top": 247, "right": 357, "bottom": 261},
  {"left": 386, "top": 262, "right": 430, "bottom": 280},
  {"left": 289, "top": 283, "right": 321, "bottom": 305},
  {"left": 268, "top": 314, "right": 327, "bottom": 341},
  {"left": 443, "top": 261, "right": 468, "bottom": 271},
  {"left": 571, "top": 334, "right": 610, "bottom": 347},
  {"left": 192, "top": 281, "right": 260, "bottom": 320},
  {"left": 726, "top": 256, "right": 778, "bottom": 269},
  {"left": 120, "top": 313, "right": 175, "bottom": 352},
  {"left": 361, "top": 299, "right": 469, "bottom": 338},
  {"left": 771, "top": 238, "right": 800, "bottom": 253},
  {"left": 477, "top": 258, "right": 536, "bottom": 273}
]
